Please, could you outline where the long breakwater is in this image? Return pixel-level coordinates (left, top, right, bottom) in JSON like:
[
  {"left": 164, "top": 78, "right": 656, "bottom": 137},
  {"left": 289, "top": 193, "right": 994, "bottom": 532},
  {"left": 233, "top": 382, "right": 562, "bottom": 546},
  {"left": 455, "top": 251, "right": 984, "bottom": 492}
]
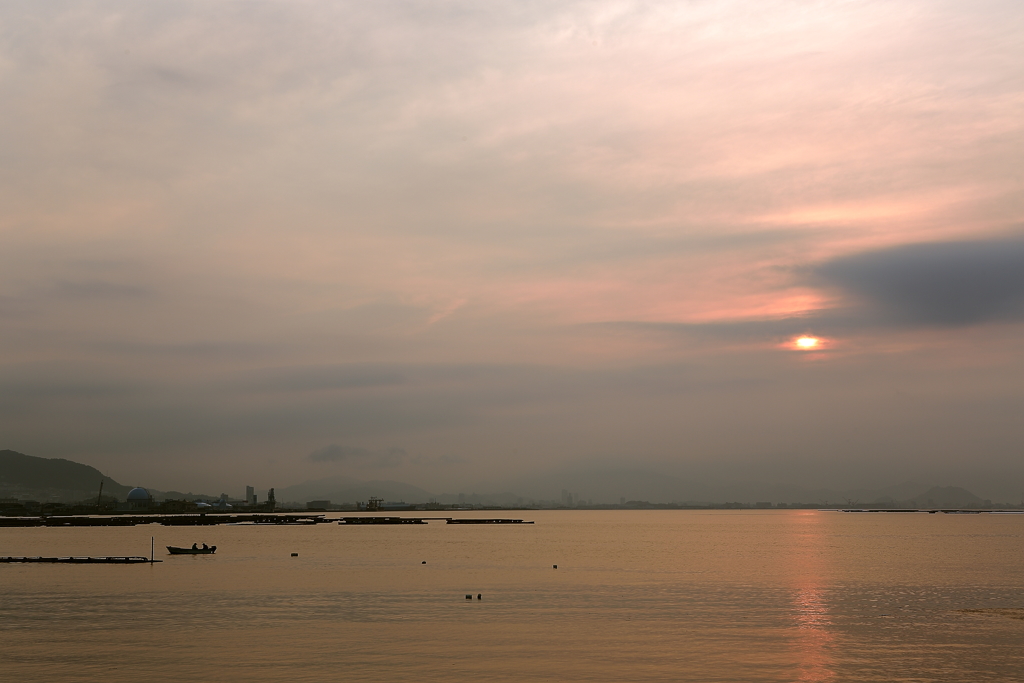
[{"left": 0, "top": 514, "right": 534, "bottom": 527}]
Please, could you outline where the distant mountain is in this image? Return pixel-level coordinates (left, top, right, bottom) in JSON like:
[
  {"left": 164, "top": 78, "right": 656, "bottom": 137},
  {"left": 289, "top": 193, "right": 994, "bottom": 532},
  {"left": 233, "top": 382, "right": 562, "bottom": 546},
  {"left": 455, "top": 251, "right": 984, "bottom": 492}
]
[
  {"left": 275, "top": 475, "right": 435, "bottom": 506},
  {"left": 461, "top": 467, "right": 999, "bottom": 507},
  {"left": 914, "top": 486, "right": 986, "bottom": 508},
  {"left": 0, "top": 448, "right": 999, "bottom": 508},
  {"left": 478, "top": 467, "right": 710, "bottom": 504},
  {"left": 431, "top": 491, "right": 528, "bottom": 507},
  {"left": 0, "top": 449, "right": 131, "bottom": 502}
]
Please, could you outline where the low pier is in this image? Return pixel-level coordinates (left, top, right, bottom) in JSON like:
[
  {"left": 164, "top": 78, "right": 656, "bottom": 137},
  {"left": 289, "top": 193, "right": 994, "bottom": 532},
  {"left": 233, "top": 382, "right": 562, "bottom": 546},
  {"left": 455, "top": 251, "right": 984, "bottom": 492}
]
[
  {"left": 338, "top": 516, "right": 426, "bottom": 525},
  {"left": 0, "top": 513, "right": 329, "bottom": 528},
  {"left": 446, "top": 518, "right": 533, "bottom": 524},
  {"left": 0, "top": 513, "right": 535, "bottom": 527},
  {"left": 0, "top": 556, "right": 160, "bottom": 564},
  {"left": 838, "top": 509, "right": 1019, "bottom": 514},
  {"left": 338, "top": 516, "right": 533, "bottom": 524}
]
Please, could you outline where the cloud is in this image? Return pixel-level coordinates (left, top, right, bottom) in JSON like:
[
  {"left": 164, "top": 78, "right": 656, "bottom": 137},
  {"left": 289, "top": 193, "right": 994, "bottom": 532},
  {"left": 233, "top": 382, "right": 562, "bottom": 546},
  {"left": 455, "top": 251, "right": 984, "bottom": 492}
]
[
  {"left": 2, "top": 0, "right": 1024, "bottom": 500},
  {"left": 240, "top": 365, "right": 407, "bottom": 394},
  {"left": 52, "top": 280, "right": 152, "bottom": 301},
  {"left": 308, "top": 444, "right": 408, "bottom": 468},
  {"left": 597, "top": 235, "right": 1024, "bottom": 343},
  {"left": 815, "top": 237, "right": 1024, "bottom": 327}
]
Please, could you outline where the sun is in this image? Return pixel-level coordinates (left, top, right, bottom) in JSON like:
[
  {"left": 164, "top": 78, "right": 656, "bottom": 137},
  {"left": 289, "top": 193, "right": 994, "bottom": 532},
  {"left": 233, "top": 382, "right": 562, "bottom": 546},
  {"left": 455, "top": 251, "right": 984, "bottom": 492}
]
[{"left": 794, "top": 336, "right": 820, "bottom": 349}]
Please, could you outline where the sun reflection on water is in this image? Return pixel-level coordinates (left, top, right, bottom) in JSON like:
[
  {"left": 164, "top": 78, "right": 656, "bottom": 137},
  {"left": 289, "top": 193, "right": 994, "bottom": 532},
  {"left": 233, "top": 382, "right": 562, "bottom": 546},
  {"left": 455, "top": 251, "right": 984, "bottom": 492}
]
[{"left": 789, "top": 512, "right": 836, "bottom": 682}]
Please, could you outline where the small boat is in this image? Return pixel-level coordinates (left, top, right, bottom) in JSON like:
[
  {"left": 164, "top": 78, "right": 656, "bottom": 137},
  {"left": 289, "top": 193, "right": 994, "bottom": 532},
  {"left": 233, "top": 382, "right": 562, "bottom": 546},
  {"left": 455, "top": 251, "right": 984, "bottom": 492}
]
[{"left": 166, "top": 545, "right": 217, "bottom": 555}]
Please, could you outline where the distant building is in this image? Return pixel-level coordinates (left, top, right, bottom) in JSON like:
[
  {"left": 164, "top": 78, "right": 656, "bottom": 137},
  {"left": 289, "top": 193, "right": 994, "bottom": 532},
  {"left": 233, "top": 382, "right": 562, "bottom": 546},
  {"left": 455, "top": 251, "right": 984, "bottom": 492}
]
[
  {"left": 126, "top": 487, "right": 153, "bottom": 511},
  {"left": 159, "top": 499, "right": 198, "bottom": 513},
  {"left": 246, "top": 485, "right": 256, "bottom": 506}
]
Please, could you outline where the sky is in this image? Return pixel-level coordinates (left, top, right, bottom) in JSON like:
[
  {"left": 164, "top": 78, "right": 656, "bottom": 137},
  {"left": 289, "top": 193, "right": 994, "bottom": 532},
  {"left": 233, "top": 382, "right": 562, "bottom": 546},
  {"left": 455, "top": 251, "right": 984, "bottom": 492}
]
[{"left": 2, "top": 0, "right": 1023, "bottom": 501}]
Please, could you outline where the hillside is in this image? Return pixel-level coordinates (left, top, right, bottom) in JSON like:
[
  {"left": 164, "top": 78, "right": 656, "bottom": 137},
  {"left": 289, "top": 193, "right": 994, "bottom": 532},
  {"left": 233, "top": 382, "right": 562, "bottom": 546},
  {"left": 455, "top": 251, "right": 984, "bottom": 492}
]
[{"left": 0, "top": 450, "right": 131, "bottom": 502}]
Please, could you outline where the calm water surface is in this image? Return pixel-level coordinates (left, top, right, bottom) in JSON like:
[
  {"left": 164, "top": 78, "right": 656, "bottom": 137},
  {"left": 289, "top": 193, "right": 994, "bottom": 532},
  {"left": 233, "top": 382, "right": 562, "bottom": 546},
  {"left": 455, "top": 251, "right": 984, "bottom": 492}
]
[{"left": 2, "top": 510, "right": 1023, "bottom": 681}]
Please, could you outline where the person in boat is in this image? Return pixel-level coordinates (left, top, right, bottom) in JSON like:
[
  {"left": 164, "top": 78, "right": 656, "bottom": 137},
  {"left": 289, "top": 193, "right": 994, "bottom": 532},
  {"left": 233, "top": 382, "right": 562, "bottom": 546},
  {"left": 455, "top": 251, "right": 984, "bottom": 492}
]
[
  {"left": 202, "top": 543, "right": 208, "bottom": 550},
  {"left": 192, "top": 543, "right": 198, "bottom": 550}
]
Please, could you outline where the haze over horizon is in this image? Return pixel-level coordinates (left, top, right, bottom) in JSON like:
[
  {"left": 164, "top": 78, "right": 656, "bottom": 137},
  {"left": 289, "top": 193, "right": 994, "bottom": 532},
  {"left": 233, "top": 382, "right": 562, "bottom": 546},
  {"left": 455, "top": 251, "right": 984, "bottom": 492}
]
[{"left": 2, "top": 1, "right": 1023, "bottom": 501}]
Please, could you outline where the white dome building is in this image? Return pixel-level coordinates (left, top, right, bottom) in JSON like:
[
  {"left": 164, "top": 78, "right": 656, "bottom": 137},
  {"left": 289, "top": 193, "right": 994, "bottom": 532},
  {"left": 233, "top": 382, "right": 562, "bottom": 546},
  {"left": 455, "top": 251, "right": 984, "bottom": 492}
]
[{"left": 126, "top": 487, "right": 153, "bottom": 510}]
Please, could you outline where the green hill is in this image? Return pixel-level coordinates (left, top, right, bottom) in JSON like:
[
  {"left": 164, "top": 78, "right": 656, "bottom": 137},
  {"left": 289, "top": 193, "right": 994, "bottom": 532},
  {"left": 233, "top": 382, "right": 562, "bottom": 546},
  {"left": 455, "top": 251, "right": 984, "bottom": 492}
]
[{"left": 0, "top": 449, "right": 131, "bottom": 502}]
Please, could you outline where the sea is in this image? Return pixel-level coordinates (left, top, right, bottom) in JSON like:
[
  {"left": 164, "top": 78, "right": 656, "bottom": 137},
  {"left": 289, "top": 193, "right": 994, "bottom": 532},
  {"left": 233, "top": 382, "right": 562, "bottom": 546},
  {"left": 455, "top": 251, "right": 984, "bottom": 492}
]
[{"left": 2, "top": 509, "right": 1023, "bottom": 682}]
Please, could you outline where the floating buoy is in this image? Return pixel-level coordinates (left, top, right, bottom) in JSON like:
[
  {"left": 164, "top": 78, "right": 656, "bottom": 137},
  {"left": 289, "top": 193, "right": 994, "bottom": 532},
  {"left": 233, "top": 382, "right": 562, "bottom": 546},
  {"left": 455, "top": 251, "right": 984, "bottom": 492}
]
[
  {"left": 553, "top": 564, "right": 557, "bottom": 569},
  {"left": 477, "top": 594, "right": 482, "bottom": 600},
  {"left": 291, "top": 553, "right": 298, "bottom": 557},
  {"left": 422, "top": 561, "right": 426, "bottom": 564},
  {"left": 465, "top": 594, "right": 472, "bottom": 600}
]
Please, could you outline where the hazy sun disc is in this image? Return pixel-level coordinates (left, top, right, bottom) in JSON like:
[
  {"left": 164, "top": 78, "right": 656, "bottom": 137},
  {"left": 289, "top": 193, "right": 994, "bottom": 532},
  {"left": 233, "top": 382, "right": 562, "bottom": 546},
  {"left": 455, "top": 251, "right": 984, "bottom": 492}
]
[{"left": 795, "top": 336, "right": 820, "bottom": 349}]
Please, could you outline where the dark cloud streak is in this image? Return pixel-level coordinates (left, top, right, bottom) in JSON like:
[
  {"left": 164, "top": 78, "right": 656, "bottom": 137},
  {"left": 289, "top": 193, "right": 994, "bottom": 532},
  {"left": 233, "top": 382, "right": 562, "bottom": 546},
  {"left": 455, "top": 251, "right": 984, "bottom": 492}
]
[
  {"left": 602, "top": 235, "right": 1024, "bottom": 342},
  {"left": 816, "top": 237, "right": 1024, "bottom": 327}
]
